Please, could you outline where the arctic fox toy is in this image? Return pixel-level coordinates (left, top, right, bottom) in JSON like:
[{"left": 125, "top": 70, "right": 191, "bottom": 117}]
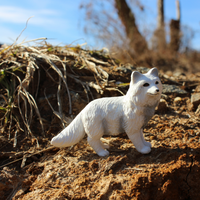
[{"left": 51, "top": 67, "right": 162, "bottom": 156}]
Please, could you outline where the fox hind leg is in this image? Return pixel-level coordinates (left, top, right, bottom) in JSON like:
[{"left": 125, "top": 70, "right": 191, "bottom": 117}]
[
  {"left": 100, "top": 138, "right": 110, "bottom": 149},
  {"left": 84, "top": 119, "right": 109, "bottom": 156},
  {"left": 87, "top": 137, "right": 109, "bottom": 156}
]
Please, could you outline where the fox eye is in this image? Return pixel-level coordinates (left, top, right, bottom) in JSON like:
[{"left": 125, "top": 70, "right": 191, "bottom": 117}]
[
  {"left": 155, "top": 81, "right": 159, "bottom": 84},
  {"left": 143, "top": 83, "right": 150, "bottom": 87}
]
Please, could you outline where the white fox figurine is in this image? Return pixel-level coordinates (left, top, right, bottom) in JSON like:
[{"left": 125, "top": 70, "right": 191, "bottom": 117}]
[{"left": 51, "top": 67, "right": 162, "bottom": 156}]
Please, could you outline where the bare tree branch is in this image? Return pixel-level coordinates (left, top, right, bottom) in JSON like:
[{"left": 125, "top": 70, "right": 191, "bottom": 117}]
[{"left": 114, "top": 0, "right": 148, "bottom": 54}]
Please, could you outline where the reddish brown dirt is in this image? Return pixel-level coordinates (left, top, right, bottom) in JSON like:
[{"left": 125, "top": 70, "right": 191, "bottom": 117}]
[{"left": 1, "top": 70, "right": 200, "bottom": 200}]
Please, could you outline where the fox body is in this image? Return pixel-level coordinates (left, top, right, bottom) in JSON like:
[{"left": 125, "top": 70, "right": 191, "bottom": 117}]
[{"left": 51, "top": 67, "right": 162, "bottom": 156}]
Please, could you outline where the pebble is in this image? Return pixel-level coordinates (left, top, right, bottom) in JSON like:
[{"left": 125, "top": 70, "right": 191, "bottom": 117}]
[
  {"left": 191, "top": 93, "right": 200, "bottom": 107},
  {"left": 174, "top": 97, "right": 182, "bottom": 103},
  {"left": 116, "top": 67, "right": 132, "bottom": 74},
  {"left": 157, "top": 99, "right": 168, "bottom": 113},
  {"left": 188, "top": 93, "right": 200, "bottom": 111},
  {"left": 162, "top": 84, "right": 187, "bottom": 95},
  {"left": 195, "top": 85, "right": 200, "bottom": 93}
]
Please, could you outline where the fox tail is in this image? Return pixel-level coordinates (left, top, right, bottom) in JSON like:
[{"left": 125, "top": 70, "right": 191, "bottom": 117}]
[{"left": 51, "top": 114, "right": 85, "bottom": 147}]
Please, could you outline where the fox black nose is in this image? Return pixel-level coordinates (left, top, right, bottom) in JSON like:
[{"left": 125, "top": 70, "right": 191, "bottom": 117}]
[{"left": 156, "top": 89, "right": 159, "bottom": 92}]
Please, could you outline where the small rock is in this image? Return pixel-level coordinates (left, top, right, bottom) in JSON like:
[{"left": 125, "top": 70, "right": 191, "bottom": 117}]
[
  {"left": 174, "top": 97, "right": 182, "bottom": 103},
  {"left": 195, "top": 104, "right": 200, "bottom": 116},
  {"left": 187, "top": 99, "right": 194, "bottom": 111},
  {"left": 191, "top": 93, "right": 200, "bottom": 109},
  {"left": 174, "top": 97, "right": 182, "bottom": 102},
  {"left": 125, "top": 64, "right": 136, "bottom": 71},
  {"left": 173, "top": 71, "right": 186, "bottom": 77},
  {"left": 157, "top": 99, "right": 168, "bottom": 113},
  {"left": 194, "top": 85, "right": 200, "bottom": 93},
  {"left": 161, "top": 94, "right": 169, "bottom": 100},
  {"left": 162, "top": 84, "right": 187, "bottom": 95},
  {"left": 116, "top": 67, "right": 132, "bottom": 74},
  {"left": 136, "top": 67, "right": 150, "bottom": 74},
  {"left": 196, "top": 131, "right": 200, "bottom": 136}
]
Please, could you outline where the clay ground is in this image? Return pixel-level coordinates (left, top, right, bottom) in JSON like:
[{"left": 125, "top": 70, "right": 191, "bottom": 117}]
[{"left": 0, "top": 46, "right": 200, "bottom": 200}]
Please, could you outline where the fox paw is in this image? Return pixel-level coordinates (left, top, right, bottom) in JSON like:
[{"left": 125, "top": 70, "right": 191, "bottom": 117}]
[
  {"left": 138, "top": 146, "right": 151, "bottom": 154},
  {"left": 97, "top": 149, "right": 109, "bottom": 157},
  {"left": 144, "top": 141, "right": 151, "bottom": 148}
]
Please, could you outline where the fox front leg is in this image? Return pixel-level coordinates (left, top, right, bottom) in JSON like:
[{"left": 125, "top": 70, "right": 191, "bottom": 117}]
[
  {"left": 140, "top": 129, "right": 151, "bottom": 148},
  {"left": 127, "top": 130, "right": 151, "bottom": 154}
]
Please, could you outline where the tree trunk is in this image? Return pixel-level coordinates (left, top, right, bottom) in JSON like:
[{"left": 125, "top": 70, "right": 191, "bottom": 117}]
[
  {"left": 169, "top": 19, "right": 180, "bottom": 52},
  {"left": 156, "top": 0, "right": 166, "bottom": 51},
  {"left": 169, "top": 0, "right": 181, "bottom": 52},
  {"left": 115, "top": 0, "right": 148, "bottom": 54},
  {"left": 176, "top": 0, "right": 180, "bottom": 21}
]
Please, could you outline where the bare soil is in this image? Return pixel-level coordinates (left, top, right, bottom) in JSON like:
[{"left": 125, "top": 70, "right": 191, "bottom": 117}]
[{"left": 0, "top": 47, "right": 200, "bottom": 200}]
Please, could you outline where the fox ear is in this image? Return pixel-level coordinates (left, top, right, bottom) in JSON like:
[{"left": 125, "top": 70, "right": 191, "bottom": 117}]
[
  {"left": 148, "top": 67, "right": 159, "bottom": 77},
  {"left": 131, "top": 71, "right": 142, "bottom": 84}
]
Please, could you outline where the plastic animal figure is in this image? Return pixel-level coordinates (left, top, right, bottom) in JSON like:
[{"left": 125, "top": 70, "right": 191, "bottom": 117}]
[{"left": 51, "top": 67, "right": 162, "bottom": 156}]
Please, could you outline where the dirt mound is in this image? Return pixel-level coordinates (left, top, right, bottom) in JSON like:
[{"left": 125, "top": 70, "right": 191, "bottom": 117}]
[
  {"left": 11, "top": 111, "right": 200, "bottom": 200},
  {"left": 12, "top": 144, "right": 200, "bottom": 200},
  {"left": 0, "top": 43, "right": 200, "bottom": 200}
]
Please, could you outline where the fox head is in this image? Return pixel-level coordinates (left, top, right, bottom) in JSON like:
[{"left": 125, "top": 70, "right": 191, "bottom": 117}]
[{"left": 126, "top": 67, "right": 162, "bottom": 107}]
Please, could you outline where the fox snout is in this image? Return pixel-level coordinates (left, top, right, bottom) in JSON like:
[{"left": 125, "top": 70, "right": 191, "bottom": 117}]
[{"left": 147, "top": 86, "right": 160, "bottom": 95}]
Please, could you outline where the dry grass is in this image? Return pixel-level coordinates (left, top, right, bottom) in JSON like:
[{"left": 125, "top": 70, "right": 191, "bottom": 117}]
[{"left": 0, "top": 38, "right": 125, "bottom": 147}]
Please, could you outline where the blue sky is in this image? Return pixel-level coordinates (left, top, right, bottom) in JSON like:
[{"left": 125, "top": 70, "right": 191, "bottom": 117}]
[{"left": 0, "top": 0, "right": 199, "bottom": 50}]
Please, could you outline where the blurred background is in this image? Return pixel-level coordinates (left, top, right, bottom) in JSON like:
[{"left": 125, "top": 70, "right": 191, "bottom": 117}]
[{"left": 0, "top": 0, "right": 200, "bottom": 71}]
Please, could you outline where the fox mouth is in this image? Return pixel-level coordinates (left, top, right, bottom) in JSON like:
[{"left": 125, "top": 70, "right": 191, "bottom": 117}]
[{"left": 147, "top": 92, "right": 159, "bottom": 96}]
